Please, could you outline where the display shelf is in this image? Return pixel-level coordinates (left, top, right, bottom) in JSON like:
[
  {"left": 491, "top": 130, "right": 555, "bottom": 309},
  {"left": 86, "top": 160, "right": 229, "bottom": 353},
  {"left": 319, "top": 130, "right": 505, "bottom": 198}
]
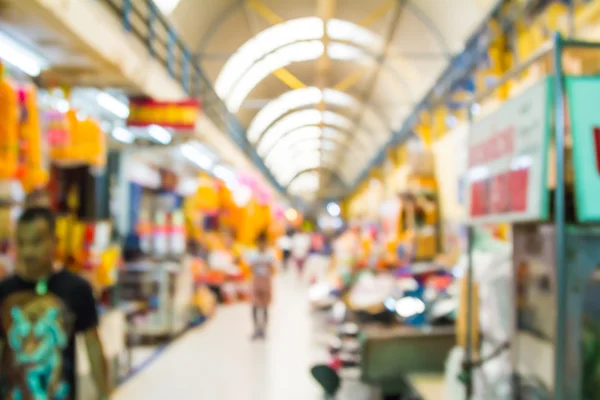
[{"left": 119, "top": 258, "right": 193, "bottom": 342}]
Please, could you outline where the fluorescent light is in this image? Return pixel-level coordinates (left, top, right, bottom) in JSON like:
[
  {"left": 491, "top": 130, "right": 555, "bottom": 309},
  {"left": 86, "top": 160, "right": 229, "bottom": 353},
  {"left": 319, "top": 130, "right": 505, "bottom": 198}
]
[
  {"left": 148, "top": 124, "right": 172, "bottom": 144},
  {"left": 153, "top": 0, "right": 181, "bottom": 15},
  {"left": 327, "top": 202, "right": 341, "bottom": 217},
  {"left": 0, "top": 32, "right": 46, "bottom": 76},
  {"left": 112, "top": 127, "right": 134, "bottom": 144},
  {"left": 96, "top": 92, "right": 129, "bottom": 119},
  {"left": 181, "top": 143, "right": 212, "bottom": 170},
  {"left": 55, "top": 99, "right": 69, "bottom": 113},
  {"left": 285, "top": 208, "right": 298, "bottom": 221},
  {"left": 213, "top": 164, "right": 237, "bottom": 188},
  {"left": 232, "top": 184, "right": 252, "bottom": 207}
]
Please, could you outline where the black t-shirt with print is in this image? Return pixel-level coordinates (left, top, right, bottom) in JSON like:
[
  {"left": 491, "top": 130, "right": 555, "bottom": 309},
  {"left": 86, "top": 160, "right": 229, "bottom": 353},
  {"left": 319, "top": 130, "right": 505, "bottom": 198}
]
[{"left": 0, "top": 269, "right": 99, "bottom": 400}]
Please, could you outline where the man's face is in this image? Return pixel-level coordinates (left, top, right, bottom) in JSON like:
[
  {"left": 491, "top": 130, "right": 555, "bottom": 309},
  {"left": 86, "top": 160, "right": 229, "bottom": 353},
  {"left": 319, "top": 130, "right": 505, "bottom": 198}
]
[
  {"left": 16, "top": 218, "right": 55, "bottom": 277},
  {"left": 258, "top": 239, "right": 267, "bottom": 251}
]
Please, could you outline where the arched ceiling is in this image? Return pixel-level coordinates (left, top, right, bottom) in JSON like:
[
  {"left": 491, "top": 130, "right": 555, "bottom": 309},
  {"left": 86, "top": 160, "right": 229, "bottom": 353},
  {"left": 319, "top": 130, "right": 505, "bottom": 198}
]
[{"left": 165, "top": 0, "right": 498, "bottom": 199}]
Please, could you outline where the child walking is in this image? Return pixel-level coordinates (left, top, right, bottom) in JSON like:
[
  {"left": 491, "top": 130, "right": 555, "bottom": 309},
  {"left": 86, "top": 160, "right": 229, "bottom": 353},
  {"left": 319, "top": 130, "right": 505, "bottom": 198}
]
[{"left": 248, "top": 231, "right": 276, "bottom": 339}]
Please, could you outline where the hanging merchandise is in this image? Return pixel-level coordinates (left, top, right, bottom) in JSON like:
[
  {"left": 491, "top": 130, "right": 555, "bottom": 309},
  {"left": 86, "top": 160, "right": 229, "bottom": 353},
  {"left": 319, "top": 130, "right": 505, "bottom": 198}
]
[
  {"left": 17, "top": 86, "right": 48, "bottom": 193},
  {"left": 0, "top": 63, "right": 18, "bottom": 180},
  {"left": 194, "top": 174, "right": 219, "bottom": 214},
  {"left": 49, "top": 109, "right": 107, "bottom": 167}
]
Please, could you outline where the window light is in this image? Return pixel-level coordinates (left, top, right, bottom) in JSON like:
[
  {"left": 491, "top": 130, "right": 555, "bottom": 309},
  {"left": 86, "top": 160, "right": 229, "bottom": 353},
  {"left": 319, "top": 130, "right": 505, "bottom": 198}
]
[
  {"left": 112, "top": 127, "right": 134, "bottom": 144},
  {"left": 288, "top": 172, "right": 320, "bottom": 194},
  {"left": 275, "top": 151, "right": 322, "bottom": 181},
  {"left": 327, "top": 202, "right": 341, "bottom": 217},
  {"left": 181, "top": 142, "right": 215, "bottom": 170},
  {"left": 256, "top": 109, "right": 356, "bottom": 156},
  {"left": 248, "top": 87, "right": 360, "bottom": 143},
  {"left": 276, "top": 152, "right": 339, "bottom": 185},
  {"left": 327, "top": 42, "right": 367, "bottom": 61},
  {"left": 322, "top": 111, "right": 352, "bottom": 130},
  {"left": 216, "top": 17, "right": 325, "bottom": 98},
  {"left": 148, "top": 124, "right": 172, "bottom": 144},
  {"left": 266, "top": 140, "right": 337, "bottom": 169},
  {"left": 153, "top": 0, "right": 181, "bottom": 15},
  {"left": 256, "top": 109, "right": 323, "bottom": 155},
  {"left": 226, "top": 41, "right": 324, "bottom": 112},
  {"left": 260, "top": 126, "right": 323, "bottom": 157},
  {"left": 0, "top": 31, "right": 47, "bottom": 77},
  {"left": 322, "top": 89, "right": 358, "bottom": 108},
  {"left": 96, "top": 92, "right": 130, "bottom": 119},
  {"left": 248, "top": 87, "right": 323, "bottom": 142},
  {"left": 214, "top": 17, "right": 393, "bottom": 113},
  {"left": 326, "top": 19, "right": 384, "bottom": 54},
  {"left": 213, "top": 164, "right": 238, "bottom": 189}
]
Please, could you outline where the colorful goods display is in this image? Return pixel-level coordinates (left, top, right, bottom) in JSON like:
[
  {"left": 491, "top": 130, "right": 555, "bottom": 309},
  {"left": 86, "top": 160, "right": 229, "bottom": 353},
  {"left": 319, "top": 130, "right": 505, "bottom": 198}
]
[
  {"left": 0, "top": 63, "right": 18, "bottom": 180},
  {"left": 49, "top": 109, "right": 106, "bottom": 167},
  {"left": 127, "top": 98, "right": 200, "bottom": 129}
]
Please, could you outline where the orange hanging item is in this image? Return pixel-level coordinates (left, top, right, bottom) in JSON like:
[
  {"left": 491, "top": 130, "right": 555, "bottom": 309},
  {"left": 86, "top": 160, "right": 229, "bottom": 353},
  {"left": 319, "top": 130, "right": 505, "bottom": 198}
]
[
  {"left": 19, "top": 86, "right": 49, "bottom": 192},
  {"left": 0, "top": 63, "right": 18, "bottom": 179}
]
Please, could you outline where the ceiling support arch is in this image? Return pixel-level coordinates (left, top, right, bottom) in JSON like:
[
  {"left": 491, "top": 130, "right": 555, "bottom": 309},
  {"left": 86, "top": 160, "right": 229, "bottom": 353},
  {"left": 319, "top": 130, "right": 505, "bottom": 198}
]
[
  {"left": 405, "top": 1, "right": 451, "bottom": 56},
  {"left": 264, "top": 136, "right": 367, "bottom": 168},
  {"left": 197, "top": 0, "right": 245, "bottom": 54},
  {"left": 224, "top": 39, "right": 415, "bottom": 110},
  {"left": 259, "top": 123, "right": 378, "bottom": 161},
  {"left": 250, "top": 100, "right": 392, "bottom": 145},
  {"left": 253, "top": 107, "right": 382, "bottom": 152},
  {"left": 286, "top": 167, "right": 348, "bottom": 191}
]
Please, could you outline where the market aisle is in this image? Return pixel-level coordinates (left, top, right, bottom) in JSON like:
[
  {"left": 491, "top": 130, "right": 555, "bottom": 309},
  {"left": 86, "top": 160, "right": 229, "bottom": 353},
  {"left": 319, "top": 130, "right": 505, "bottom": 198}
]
[{"left": 113, "top": 271, "right": 323, "bottom": 400}]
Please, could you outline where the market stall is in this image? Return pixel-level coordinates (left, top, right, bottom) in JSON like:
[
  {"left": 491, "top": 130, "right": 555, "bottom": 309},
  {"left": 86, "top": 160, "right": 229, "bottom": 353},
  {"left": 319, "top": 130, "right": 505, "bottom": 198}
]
[{"left": 457, "top": 35, "right": 600, "bottom": 400}]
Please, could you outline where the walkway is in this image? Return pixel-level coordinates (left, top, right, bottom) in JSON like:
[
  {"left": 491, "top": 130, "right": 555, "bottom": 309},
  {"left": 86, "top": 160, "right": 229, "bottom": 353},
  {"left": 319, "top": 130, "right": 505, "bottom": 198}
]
[{"left": 113, "top": 271, "right": 323, "bottom": 400}]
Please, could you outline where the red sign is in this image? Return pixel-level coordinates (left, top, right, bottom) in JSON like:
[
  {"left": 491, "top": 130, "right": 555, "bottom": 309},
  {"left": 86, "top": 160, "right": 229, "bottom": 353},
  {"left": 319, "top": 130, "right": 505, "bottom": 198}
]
[
  {"left": 466, "top": 78, "right": 550, "bottom": 224},
  {"left": 469, "top": 168, "right": 529, "bottom": 217},
  {"left": 127, "top": 98, "right": 201, "bottom": 129}
]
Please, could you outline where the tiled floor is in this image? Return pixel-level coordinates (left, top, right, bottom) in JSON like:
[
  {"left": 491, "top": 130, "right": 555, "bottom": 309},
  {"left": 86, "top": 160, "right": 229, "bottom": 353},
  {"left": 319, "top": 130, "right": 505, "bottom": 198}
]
[
  {"left": 112, "top": 267, "right": 447, "bottom": 400},
  {"left": 112, "top": 272, "right": 324, "bottom": 400}
]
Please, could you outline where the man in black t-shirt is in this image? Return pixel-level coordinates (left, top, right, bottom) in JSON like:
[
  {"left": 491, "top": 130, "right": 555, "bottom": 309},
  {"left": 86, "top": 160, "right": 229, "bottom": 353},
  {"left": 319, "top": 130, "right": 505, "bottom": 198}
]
[{"left": 0, "top": 207, "right": 110, "bottom": 400}]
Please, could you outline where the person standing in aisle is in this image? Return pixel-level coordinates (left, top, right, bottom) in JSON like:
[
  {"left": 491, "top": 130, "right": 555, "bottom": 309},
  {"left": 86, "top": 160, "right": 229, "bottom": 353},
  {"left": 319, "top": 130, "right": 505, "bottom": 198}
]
[
  {"left": 0, "top": 207, "right": 110, "bottom": 400},
  {"left": 276, "top": 229, "right": 292, "bottom": 271},
  {"left": 247, "top": 231, "right": 276, "bottom": 340},
  {"left": 291, "top": 228, "right": 312, "bottom": 278}
]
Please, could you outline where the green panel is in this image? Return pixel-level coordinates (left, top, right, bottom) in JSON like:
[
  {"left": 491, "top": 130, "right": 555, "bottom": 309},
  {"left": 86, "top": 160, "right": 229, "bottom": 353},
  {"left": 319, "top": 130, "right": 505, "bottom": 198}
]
[{"left": 566, "top": 76, "right": 600, "bottom": 222}]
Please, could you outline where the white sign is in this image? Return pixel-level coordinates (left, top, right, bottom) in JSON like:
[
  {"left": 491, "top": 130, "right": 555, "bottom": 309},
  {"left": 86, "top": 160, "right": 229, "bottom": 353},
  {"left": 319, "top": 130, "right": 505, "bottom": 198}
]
[{"left": 466, "top": 78, "right": 551, "bottom": 224}]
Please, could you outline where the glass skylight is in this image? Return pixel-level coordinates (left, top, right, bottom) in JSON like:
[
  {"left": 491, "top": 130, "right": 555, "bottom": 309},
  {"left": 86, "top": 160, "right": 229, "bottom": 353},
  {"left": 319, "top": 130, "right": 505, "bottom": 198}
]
[
  {"left": 216, "top": 17, "right": 324, "bottom": 97},
  {"left": 326, "top": 19, "right": 384, "bottom": 54},
  {"left": 153, "top": 0, "right": 181, "bottom": 15},
  {"left": 226, "top": 40, "right": 325, "bottom": 112},
  {"left": 247, "top": 87, "right": 360, "bottom": 143},
  {"left": 214, "top": 17, "right": 395, "bottom": 113},
  {"left": 288, "top": 171, "right": 320, "bottom": 194},
  {"left": 266, "top": 140, "right": 338, "bottom": 169},
  {"left": 248, "top": 87, "right": 323, "bottom": 142},
  {"left": 256, "top": 109, "right": 323, "bottom": 155}
]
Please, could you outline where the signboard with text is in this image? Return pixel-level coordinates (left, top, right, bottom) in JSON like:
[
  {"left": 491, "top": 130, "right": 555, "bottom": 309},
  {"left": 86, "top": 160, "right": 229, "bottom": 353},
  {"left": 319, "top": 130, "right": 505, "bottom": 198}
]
[
  {"left": 566, "top": 76, "right": 600, "bottom": 222},
  {"left": 466, "top": 78, "right": 551, "bottom": 224}
]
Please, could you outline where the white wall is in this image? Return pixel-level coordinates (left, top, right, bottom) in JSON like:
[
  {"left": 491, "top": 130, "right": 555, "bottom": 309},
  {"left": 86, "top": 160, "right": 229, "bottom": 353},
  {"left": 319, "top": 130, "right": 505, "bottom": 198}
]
[{"left": 432, "top": 122, "right": 469, "bottom": 223}]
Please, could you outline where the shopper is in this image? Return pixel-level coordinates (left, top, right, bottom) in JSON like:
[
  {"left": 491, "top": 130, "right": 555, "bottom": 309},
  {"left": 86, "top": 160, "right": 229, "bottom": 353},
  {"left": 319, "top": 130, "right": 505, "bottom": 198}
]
[
  {"left": 0, "top": 207, "right": 110, "bottom": 400},
  {"left": 247, "top": 231, "right": 276, "bottom": 340},
  {"left": 291, "top": 228, "right": 311, "bottom": 277},
  {"left": 276, "top": 229, "right": 292, "bottom": 271}
]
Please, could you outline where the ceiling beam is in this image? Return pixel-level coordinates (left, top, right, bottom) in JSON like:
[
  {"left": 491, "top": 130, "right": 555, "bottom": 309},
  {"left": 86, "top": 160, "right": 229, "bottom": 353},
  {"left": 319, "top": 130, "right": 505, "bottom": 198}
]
[
  {"left": 347, "top": 1, "right": 543, "bottom": 194},
  {"left": 245, "top": 0, "right": 308, "bottom": 90},
  {"left": 316, "top": 0, "right": 337, "bottom": 196},
  {"left": 329, "top": 0, "right": 396, "bottom": 94},
  {"left": 200, "top": 50, "right": 453, "bottom": 61},
  {"left": 358, "top": 0, "right": 395, "bottom": 27},
  {"left": 331, "top": 0, "right": 407, "bottom": 188}
]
